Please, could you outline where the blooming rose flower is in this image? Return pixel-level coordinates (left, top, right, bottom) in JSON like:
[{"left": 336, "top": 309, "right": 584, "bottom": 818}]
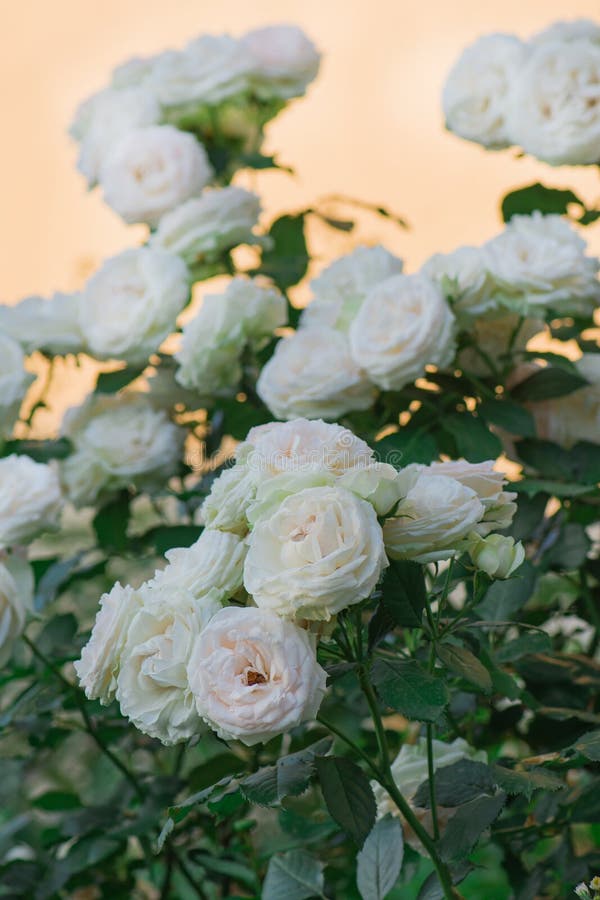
[
  {"left": 0, "top": 293, "right": 85, "bottom": 357},
  {"left": 150, "top": 187, "right": 261, "bottom": 266},
  {"left": 100, "top": 125, "right": 213, "bottom": 226},
  {"left": 349, "top": 274, "right": 456, "bottom": 391},
  {"left": 175, "top": 277, "right": 286, "bottom": 395},
  {"left": 150, "top": 529, "right": 246, "bottom": 602},
  {"left": 506, "top": 39, "right": 600, "bottom": 165},
  {"left": 110, "top": 54, "right": 158, "bottom": 88},
  {"left": 199, "top": 466, "right": 257, "bottom": 536},
  {"left": 187, "top": 606, "right": 327, "bottom": 745},
  {"left": 421, "top": 246, "right": 497, "bottom": 319},
  {"left": 79, "top": 247, "right": 189, "bottom": 365},
  {"left": 117, "top": 586, "right": 220, "bottom": 744},
  {"left": 0, "top": 556, "right": 34, "bottom": 667},
  {"left": 532, "top": 19, "right": 600, "bottom": 45},
  {"left": 484, "top": 213, "right": 600, "bottom": 316},
  {"left": 257, "top": 328, "right": 375, "bottom": 420},
  {"left": 457, "top": 313, "right": 546, "bottom": 377},
  {"left": 426, "top": 460, "right": 517, "bottom": 533},
  {"left": 0, "top": 455, "right": 63, "bottom": 548},
  {"left": 241, "top": 25, "right": 320, "bottom": 99},
  {"left": 60, "top": 393, "right": 183, "bottom": 507},
  {"left": 528, "top": 355, "right": 600, "bottom": 448},
  {"left": 443, "top": 34, "right": 526, "bottom": 148},
  {"left": 244, "top": 485, "right": 388, "bottom": 620},
  {"left": 0, "top": 335, "right": 35, "bottom": 438},
  {"left": 149, "top": 35, "right": 252, "bottom": 107},
  {"left": 300, "top": 245, "right": 404, "bottom": 332},
  {"left": 467, "top": 532, "right": 525, "bottom": 579},
  {"left": 75, "top": 582, "right": 143, "bottom": 705},
  {"left": 383, "top": 467, "right": 485, "bottom": 563}
]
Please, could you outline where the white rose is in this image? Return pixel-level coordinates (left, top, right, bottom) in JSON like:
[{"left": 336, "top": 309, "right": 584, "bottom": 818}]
[
  {"left": 421, "top": 246, "right": 497, "bottom": 319},
  {"left": 244, "top": 485, "right": 388, "bottom": 621},
  {"left": 443, "top": 34, "right": 526, "bottom": 148},
  {"left": 467, "top": 532, "right": 525, "bottom": 579},
  {"left": 76, "top": 87, "right": 161, "bottom": 185},
  {"left": 75, "top": 582, "right": 143, "bottom": 704},
  {"left": 427, "top": 460, "right": 517, "bottom": 533},
  {"left": 150, "top": 529, "right": 246, "bottom": 602},
  {"left": 150, "top": 187, "right": 261, "bottom": 265},
  {"left": 0, "top": 556, "right": 34, "bottom": 667},
  {"left": 484, "top": 213, "right": 600, "bottom": 315},
  {"left": 383, "top": 467, "right": 485, "bottom": 563},
  {"left": 541, "top": 613, "right": 595, "bottom": 652},
  {"left": 506, "top": 39, "right": 600, "bottom": 165},
  {"left": 0, "top": 335, "right": 35, "bottom": 438},
  {"left": 187, "top": 606, "right": 327, "bottom": 745},
  {"left": 531, "top": 19, "right": 600, "bottom": 46},
  {"left": 458, "top": 313, "right": 546, "bottom": 377},
  {"left": 111, "top": 55, "right": 157, "bottom": 88},
  {"left": 175, "top": 277, "right": 286, "bottom": 394},
  {"left": 100, "top": 125, "right": 214, "bottom": 226},
  {"left": 257, "top": 328, "right": 375, "bottom": 421},
  {"left": 60, "top": 393, "right": 183, "bottom": 507},
  {"left": 0, "top": 455, "right": 63, "bottom": 548},
  {"left": 241, "top": 25, "right": 320, "bottom": 99},
  {"left": 300, "top": 245, "right": 404, "bottom": 332},
  {"left": 149, "top": 35, "right": 252, "bottom": 107},
  {"left": 199, "top": 466, "right": 258, "bottom": 536},
  {"left": 117, "top": 585, "right": 220, "bottom": 744},
  {"left": 79, "top": 247, "right": 189, "bottom": 365},
  {"left": 337, "top": 463, "right": 403, "bottom": 516},
  {"left": 529, "top": 354, "right": 600, "bottom": 448},
  {"left": 0, "top": 293, "right": 85, "bottom": 357},
  {"left": 349, "top": 274, "right": 456, "bottom": 391}
]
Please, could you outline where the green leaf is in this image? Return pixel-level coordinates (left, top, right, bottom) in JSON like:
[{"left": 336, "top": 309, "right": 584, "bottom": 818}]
[
  {"left": 370, "top": 658, "right": 448, "bottom": 722},
  {"left": 441, "top": 414, "right": 502, "bottom": 463},
  {"left": 380, "top": 559, "right": 426, "bottom": 628},
  {"left": 255, "top": 214, "right": 309, "bottom": 290},
  {"left": 569, "top": 729, "right": 600, "bottom": 761},
  {"left": 92, "top": 492, "right": 131, "bottom": 552},
  {"left": 512, "top": 479, "right": 593, "bottom": 499},
  {"left": 476, "top": 561, "right": 537, "bottom": 621},
  {"left": 217, "top": 396, "right": 274, "bottom": 441},
  {"left": 510, "top": 367, "right": 588, "bottom": 402},
  {"left": 494, "top": 632, "right": 552, "bottom": 663},
  {"left": 437, "top": 644, "right": 492, "bottom": 693},
  {"left": 492, "top": 766, "right": 564, "bottom": 800},
  {"left": 478, "top": 400, "right": 536, "bottom": 438},
  {"left": 439, "top": 793, "right": 506, "bottom": 861},
  {"left": 501, "top": 183, "right": 582, "bottom": 221},
  {"left": 240, "top": 738, "right": 332, "bottom": 807},
  {"left": 515, "top": 438, "right": 574, "bottom": 479},
  {"left": 262, "top": 850, "right": 325, "bottom": 900},
  {"left": 542, "top": 522, "right": 591, "bottom": 569},
  {"left": 315, "top": 756, "right": 376, "bottom": 846},
  {"left": 356, "top": 815, "right": 404, "bottom": 900},
  {"left": 374, "top": 428, "right": 438, "bottom": 467},
  {"left": 37, "top": 614, "right": 78, "bottom": 657},
  {"left": 412, "top": 760, "right": 496, "bottom": 809},
  {"left": 138, "top": 524, "right": 203, "bottom": 555},
  {"left": 95, "top": 364, "right": 145, "bottom": 394},
  {"left": 32, "top": 791, "right": 81, "bottom": 811},
  {"left": 2, "top": 437, "right": 72, "bottom": 462}
]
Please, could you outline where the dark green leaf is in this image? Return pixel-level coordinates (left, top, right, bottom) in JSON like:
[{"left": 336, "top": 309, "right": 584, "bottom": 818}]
[
  {"left": 570, "top": 729, "right": 600, "bottom": 761},
  {"left": 542, "top": 523, "right": 591, "bottom": 569},
  {"left": 501, "top": 183, "right": 582, "bottom": 221},
  {"left": 439, "top": 793, "right": 506, "bottom": 861},
  {"left": 370, "top": 658, "right": 448, "bottom": 722},
  {"left": 478, "top": 400, "right": 535, "bottom": 438},
  {"left": 492, "top": 766, "right": 564, "bottom": 800},
  {"left": 495, "top": 632, "right": 552, "bottom": 663},
  {"left": 413, "top": 760, "right": 496, "bottom": 809},
  {"left": 476, "top": 561, "right": 537, "bottom": 621},
  {"left": 380, "top": 559, "right": 426, "bottom": 628},
  {"left": 37, "top": 614, "right": 78, "bottom": 657},
  {"left": 511, "top": 367, "right": 588, "bottom": 402},
  {"left": 95, "top": 364, "right": 145, "bottom": 394},
  {"left": 138, "top": 524, "right": 203, "bottom": 555},
  {"left": 356, "top": 815, "right": 404, "bottom": 900},
  {"left": 437, "top": 644, "right": 492, "bottom": 693},
  {"left": 240, "top": 738, "right": 332, "bottom": 807},
  {"left": 255, "top": 214, "right": 309, "bottom": 290},
  {"left": 515, "top": 439, "right": 575, "bottom": 480},
  {"left": 262, "top": 850, "right": 325, "bottom": 900},
  {"left": 512, "top": 479, "right": 593, "bottom": 499},
  {"left": 2, "top": 437, "right": 72, "bottom": 462},
  {"left": 92, "top": 492, "right": 131, "bottom": 552},
  {"left": 374, "top": 429, "right": 438, "bottom": 467},
  {"left": 32, "top": 791, "right": 81, "bottom": 811},
  {"left": 441, "top": 414, "right": 502, "bottom": 463},
  {"left": 315, "top": 756, "right": 376, "bottom": 846}
]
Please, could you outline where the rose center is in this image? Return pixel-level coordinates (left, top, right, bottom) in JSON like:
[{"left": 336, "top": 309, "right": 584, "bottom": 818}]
[
  {"left": 244, "top": 670, "right": 267, "bottom": 686},
  {"left": 290, "top": 514, "right": 317, "bottom": 542}
]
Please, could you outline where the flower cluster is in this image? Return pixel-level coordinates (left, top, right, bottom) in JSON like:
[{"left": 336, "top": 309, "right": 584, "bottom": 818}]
[{"left": 443, "top": 19, "right": 600, "bottom": 165}]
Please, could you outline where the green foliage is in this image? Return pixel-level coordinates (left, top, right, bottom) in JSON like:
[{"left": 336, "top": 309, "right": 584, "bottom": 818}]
[
  {"left": 315, "top": 756, "right": 377, "bottom": 846},
  {"left": 370, "top": 659, "right": 448, "bottom": 722},
  {"left": 356, "top": 816, "right": 404, "bottom": 900}
]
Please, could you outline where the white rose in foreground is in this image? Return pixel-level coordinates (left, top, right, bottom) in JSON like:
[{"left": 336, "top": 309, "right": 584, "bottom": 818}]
[
  {"left": 244, "top": 485, "right": 387, "bottom": 620},
  {"left": 199, "top": 466, "right": 258, "bottom": 536},
  {"left": 150, "top": 187, "right": 261, "bottom": 265},
  {"left": 0, "top": 557, "right": 34, "bottom": 667},
  {"left": 485, "top": 213, "right": 600, "bottom": 316},
  {"left": 458, "top": 313, "right": 546, "bottom": 377},
  {"left": 0, "top": 455, "right": 63, "bottom": 548},
  {"left": 300, "top": 245, "right": 404, "bottom": 332},
  {"left": 427, "top": 460, "right": 517, "bottom": 533},
  {"left": 188, "top": 606, "right": 327, "bottom": 745},
  {"left": 443, "top": 34, "right": 526, "bottom": 148},
  {"left": 150, "top": 35, "right": 252, "bottom": 107},
  {"left": 383, "top": 468, "right": 484, "bottom": 563},
  {"left": 117, "top": 587, "right": 220, "bottom": 744},
  {"left": 60, "top": 393, "right": 183, "bottom": 507},
  {"left": 421, "top": 246, "right": 496, "bottom": 319},
  {"left": 349, "top": 274, "right": 456, "bottom": 391},
  {"left": 506, "top": 39, "right": 600, "bottom": 165},
  {"left": 467, "top": 533, "right": 525, "bottom": 579},
  {"left": 242, "top": 25, "right": 320, "bottom": 99},
  {"left": 0, "top": 335, "right": 35, "bottom": 439},
  {"left": 0, "top": 293, "right": 85, "bottom": 357},
  {"left": 79, "top": 247, "right": 189, "bottom": 365},
  {"left": 257, "top": 328, "right": 375, "bottom": 420},
  {"left": 528, "top": 355, "right": 600, "bottom": 448},
  {"left": 150, "top": 529, "right": 246, "bottom": 602},
  {"left": 100, "top": 125, "right": 213, "bottom": 226},
  {"left": 76, "top": 87, "right": 161, "bottom": 185},
  {"left": 75, "top": 583, "right": 143, "bottom": 705}
]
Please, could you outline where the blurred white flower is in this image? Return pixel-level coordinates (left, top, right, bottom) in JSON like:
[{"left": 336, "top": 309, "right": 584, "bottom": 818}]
[
  {"left": 0, "top": 455, "right": 63, "bottom": 548},
  {"left": 242, "top": 24, "right": 320, "bottom": 99},
  {"left": 149, "top": 35, "right": 252, "bottom": 107},
  {"left": 0, "top": 335, "right": 35, "bottom": 438},
  {"left": 0, "top": 293, "right": 85, "bottom": 357}
]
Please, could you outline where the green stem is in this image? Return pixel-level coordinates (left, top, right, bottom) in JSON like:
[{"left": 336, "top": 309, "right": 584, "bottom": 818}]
[
  {"left": 170, "top": 849, "right": 209, "bottom": 899},
  {"left": 426, "top": 724, "right": 440, "bottom": 841},
  {"left": 316, "top": 713, "right": 383, "bottom": 777}
]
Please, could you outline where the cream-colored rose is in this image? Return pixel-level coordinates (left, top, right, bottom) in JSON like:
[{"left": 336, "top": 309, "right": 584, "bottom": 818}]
[
  {"left": 443, "top": 34, "right": 526, "bottom": 148},
  {"left": 383, "top": 467, "right": 485, "bottom": 563},
  {"left": 427, "top": 460, "right": 517, "bottom": 533},
  {"left": 0, "top": 335, "right": 35, "bottom": 438},
  {"left": 242, "top": 24, "right": 320, "bottom": 99},
  {"left": 79, "top": 247, "right": 189, "bottom": 366},
  {"left": 100, "top": 125, "right": 213, "bottom": 226},
  {"left": 149, "top": 35, "right": 252, "bottom": 107},
  {"left": 421, "top": 246, "right": 496, "bottom": 320},
  {"left": 74, "top": 582, "right": 143, "bottom": 705},
  {"left": 110, "top": 55, "right": 157, "bottom": 88},
  {"left": 528, "top": 354, "right": 600, "bottom": 448},
  {"left": 457, "top": 313, "right": 546, "bottom": 377},
  {"left": 175, "top": 277, "right": 286, "bottom": 395},
  {"left": 117, "top": 585, "right": 220, "bottom": 744},
  {"left": 187, "top": 606, "right": 327, "bottom": 745},
  {"left": 199, "top": 465, "right": 258, "bottom": 536},
  {"left": 150, "top": 529, "right": 246, "bottom": 602},
  {"left": 244, "top": 485, "right": 388, "bottom": 621},
  {"left": 349, "top": 274, "right": 456, "bottom": 391},
  {"left": 532, "top": 19, "right": 600, "bottom": 45},
  {"left": 0, "top": 455, "right": 63, "bottom": 548},
  {"left": 467, "top": 532, "right": 525, "bottom": 579},
  {"left": 0, "top": 556, "right": 34, "bottom": 667},
  {"left": 257, "top": 328, "right": 375, "bottom": 421},
  {"left": 0, "top": 293, "right": 85, "bottom": 357},
  {"left": 150, "top": 187, "right": 261, "bottom": 265},
  {"left": 300, "top": 245, "right": 404, "bottom": 332},
  {"left": 506, "top": 39, "right": 600, "bottom": 166},
  {"left": 60, "top": 393, "right": 183, "bottom": 507},
  {"left": 484, "top": 213, "right": 600, "bottom": 316},
  {"left": 76, "top": 87, "right": 161, "bottom": 185}
]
